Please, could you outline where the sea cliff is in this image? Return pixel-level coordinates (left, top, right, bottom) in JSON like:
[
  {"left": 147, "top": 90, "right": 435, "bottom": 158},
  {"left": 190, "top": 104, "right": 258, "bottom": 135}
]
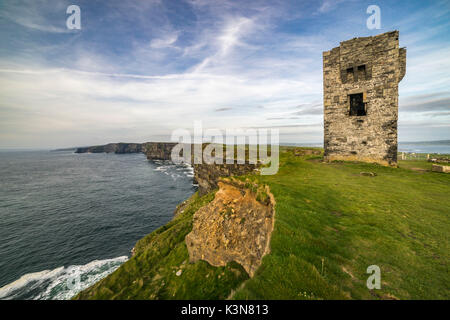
[
  {"left": 75, "top": 142, "right": 258, "bottom": 194},
  {"left": 75, "top": 142, "right": 175, "bottom": 160}
]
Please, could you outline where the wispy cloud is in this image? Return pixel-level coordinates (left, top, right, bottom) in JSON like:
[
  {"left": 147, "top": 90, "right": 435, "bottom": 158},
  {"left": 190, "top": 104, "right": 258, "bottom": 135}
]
[
  {"left": 0, "top": 0, "right": 70, "bottom": 33},
  {"left": 215, "top": 107, "right": 233, "bottom": 112},
  {"left": 317, "top": 0, "right": 349, "bottom": 13},
  {"left": 150, "top": 33, "right": 179, "bottom": 49},
  {"left": 400, "top": 93, "right": 450, "bottom": 112}
]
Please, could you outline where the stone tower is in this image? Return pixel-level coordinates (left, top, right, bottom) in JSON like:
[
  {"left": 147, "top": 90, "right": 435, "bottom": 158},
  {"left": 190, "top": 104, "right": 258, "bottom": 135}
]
[{"left": 323, "top": 31, "right": 406, "bottom": 166}]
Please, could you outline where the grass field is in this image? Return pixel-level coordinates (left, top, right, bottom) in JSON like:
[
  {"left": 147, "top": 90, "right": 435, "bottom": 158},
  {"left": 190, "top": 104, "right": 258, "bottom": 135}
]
[{"left": 75, "top": 148, "right": 449, "bottom": 300}]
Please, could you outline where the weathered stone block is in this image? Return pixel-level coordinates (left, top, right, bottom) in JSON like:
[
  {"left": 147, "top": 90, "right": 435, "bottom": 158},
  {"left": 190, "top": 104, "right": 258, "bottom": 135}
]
[{"left": 432, "top": 165, "right": 450, "bottom": 173}]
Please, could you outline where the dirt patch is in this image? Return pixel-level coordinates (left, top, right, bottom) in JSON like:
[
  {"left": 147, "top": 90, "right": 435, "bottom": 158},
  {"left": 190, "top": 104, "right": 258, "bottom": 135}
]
[{"left": 185, "top": 180, "right": 275, "bottom": 277}]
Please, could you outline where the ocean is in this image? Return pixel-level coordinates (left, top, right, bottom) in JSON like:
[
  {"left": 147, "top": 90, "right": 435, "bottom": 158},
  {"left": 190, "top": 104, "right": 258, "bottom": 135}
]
[
  {"left": 281, "top": 141, "right": 450, "bottom": 154},
  {"left": 397, "top": 140, "right": 450, "bottom": 154},
  {"left": 0, "top": 150, "right": 196, "bottom": 300}
]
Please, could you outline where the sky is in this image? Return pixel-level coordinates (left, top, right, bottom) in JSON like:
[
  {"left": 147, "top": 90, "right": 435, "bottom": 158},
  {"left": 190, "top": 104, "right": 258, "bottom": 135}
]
[{"left": 0, "top": 0, "right": 449, "bottom": 149}]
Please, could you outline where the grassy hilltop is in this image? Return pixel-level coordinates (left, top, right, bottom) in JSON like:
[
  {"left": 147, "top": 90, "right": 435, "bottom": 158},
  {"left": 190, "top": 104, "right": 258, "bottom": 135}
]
[{"left": 75, "top": 147, "right": 449, "bottom": 300}]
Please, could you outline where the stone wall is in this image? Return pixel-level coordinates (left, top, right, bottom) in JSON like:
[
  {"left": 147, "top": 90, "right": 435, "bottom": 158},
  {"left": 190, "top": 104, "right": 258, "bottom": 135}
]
[{"left": 323, "top": 31, "right": 406, "bottom": 166}]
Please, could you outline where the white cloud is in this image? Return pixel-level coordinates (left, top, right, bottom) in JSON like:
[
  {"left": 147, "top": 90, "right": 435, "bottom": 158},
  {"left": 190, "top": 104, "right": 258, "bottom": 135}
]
[{"left": 149, "top": 33, "right": 179, "bottom": 49}]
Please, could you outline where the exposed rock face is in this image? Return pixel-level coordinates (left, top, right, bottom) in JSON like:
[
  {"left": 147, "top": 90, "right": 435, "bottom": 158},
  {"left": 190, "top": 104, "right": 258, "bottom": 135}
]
[
  {"left": 143, "top": 142, "right": 177, "bottom": 160},
  {"left": 194, "top": 163, "right": 258, "bottom": 195},
  {"left": 323, "top": 31, "right": 406, "bottom": 166},
  {"left": 185, "top": 180, "right": 275, "bottom": 277}
]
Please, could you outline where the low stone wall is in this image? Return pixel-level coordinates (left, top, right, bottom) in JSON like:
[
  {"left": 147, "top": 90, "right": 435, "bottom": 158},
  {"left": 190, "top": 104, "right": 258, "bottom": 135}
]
[
  {"left": 432, "top": 165, "right": 450, "bottom": 173},
  {"left": 428, "top": 158, "right": 450, "bottom": 164}
]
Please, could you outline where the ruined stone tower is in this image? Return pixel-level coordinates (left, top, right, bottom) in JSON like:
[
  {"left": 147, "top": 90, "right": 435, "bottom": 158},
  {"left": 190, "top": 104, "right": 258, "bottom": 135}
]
[{"left": 323, "top": 31, "right": 406, "bottom": 166}]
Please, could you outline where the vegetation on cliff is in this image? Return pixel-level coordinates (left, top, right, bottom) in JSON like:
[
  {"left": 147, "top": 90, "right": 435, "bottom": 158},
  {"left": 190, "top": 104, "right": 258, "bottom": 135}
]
[{"left": 75, "top": 147, "right": 449, "bottom": 300}]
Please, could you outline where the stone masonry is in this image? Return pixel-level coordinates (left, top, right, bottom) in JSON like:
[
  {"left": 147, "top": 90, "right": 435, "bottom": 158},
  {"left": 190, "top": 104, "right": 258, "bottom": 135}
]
[{"left": 323, "top": 31, "right": 406, "bottom": 166}]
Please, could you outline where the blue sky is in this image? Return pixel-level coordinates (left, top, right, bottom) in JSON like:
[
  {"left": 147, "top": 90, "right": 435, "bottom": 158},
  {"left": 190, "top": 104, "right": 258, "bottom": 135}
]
[{"left": 0, "top": 0, "right": 449, "bottom": 148}]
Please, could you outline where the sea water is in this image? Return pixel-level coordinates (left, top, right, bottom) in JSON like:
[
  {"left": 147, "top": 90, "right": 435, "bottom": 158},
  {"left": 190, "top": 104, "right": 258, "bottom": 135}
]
[{"left": 0, "top": 150, "right": 195, "bottom": 299}]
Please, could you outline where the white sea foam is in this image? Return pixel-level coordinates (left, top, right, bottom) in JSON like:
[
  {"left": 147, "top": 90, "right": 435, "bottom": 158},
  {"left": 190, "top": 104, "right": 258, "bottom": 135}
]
[
  {"left": 0, "top": 267, "right": 65, "bottom": 299},
  {"left": 0, "top": 256, "right": 128, "bottom": 300},
  {"left": 153, "top": 162, "right": 194, "bottom": 181}
]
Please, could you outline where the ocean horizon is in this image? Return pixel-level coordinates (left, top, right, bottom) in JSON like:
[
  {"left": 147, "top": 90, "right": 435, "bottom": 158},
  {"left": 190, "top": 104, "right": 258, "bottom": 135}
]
[{"left": 1, "top": 140, "right": 449, "bottom": 154}]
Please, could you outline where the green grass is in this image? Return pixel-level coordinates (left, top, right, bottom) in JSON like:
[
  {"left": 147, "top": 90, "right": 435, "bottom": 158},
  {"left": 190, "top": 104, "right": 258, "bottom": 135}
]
[
  {"left": 398, "top": 159, "right": 449, "bottom": 171},
  {"left": 233, "top": 151, "right": 449, "bottom": 299},
  {"left": 76, "top": 148, "right": 450, "bottom": 300}
]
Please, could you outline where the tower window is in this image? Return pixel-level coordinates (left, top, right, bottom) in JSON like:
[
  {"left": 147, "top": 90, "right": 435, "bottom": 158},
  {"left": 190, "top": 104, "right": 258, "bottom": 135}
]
[
  {"left": 357, "top": 65, "right": 366, "bottom": 80},
  {"left": 349, "top": 93, "right": 366, "bottom": 116},
  {"left": 346, "top": 67, "right": 354, "bottom": 82}
]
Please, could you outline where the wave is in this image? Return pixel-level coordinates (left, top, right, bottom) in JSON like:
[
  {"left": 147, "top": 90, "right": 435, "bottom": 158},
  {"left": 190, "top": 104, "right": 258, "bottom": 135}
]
[
  {"left": 153, "top": 162, "right": 195, "bottom": 180},
  {"left": 0, "top": 256, "right": 128, "bottom": 300}
]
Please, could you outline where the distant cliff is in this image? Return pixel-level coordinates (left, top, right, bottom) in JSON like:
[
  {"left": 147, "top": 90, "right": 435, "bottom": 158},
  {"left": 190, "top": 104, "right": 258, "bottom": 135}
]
[
  {"left": 143, "top": 142, "right": 176, "bottom": 160},
  {"left": 75, "top": 142, "right": 176, "bottom": 160},
  {"left": 75, "top": 143, "right": 143, "bottom": 154}
]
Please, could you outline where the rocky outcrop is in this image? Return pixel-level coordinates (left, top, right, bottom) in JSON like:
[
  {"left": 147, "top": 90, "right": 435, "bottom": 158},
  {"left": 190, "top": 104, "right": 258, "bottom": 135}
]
[
  {"left": 142, "top": 142, "right": 177, "bottom": 160},
  {"left": 194, "top": 163, "right": 258, "bottom": 195},
  {"left": 185, "top": 179, "right": 275, "bottom": 277}
]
